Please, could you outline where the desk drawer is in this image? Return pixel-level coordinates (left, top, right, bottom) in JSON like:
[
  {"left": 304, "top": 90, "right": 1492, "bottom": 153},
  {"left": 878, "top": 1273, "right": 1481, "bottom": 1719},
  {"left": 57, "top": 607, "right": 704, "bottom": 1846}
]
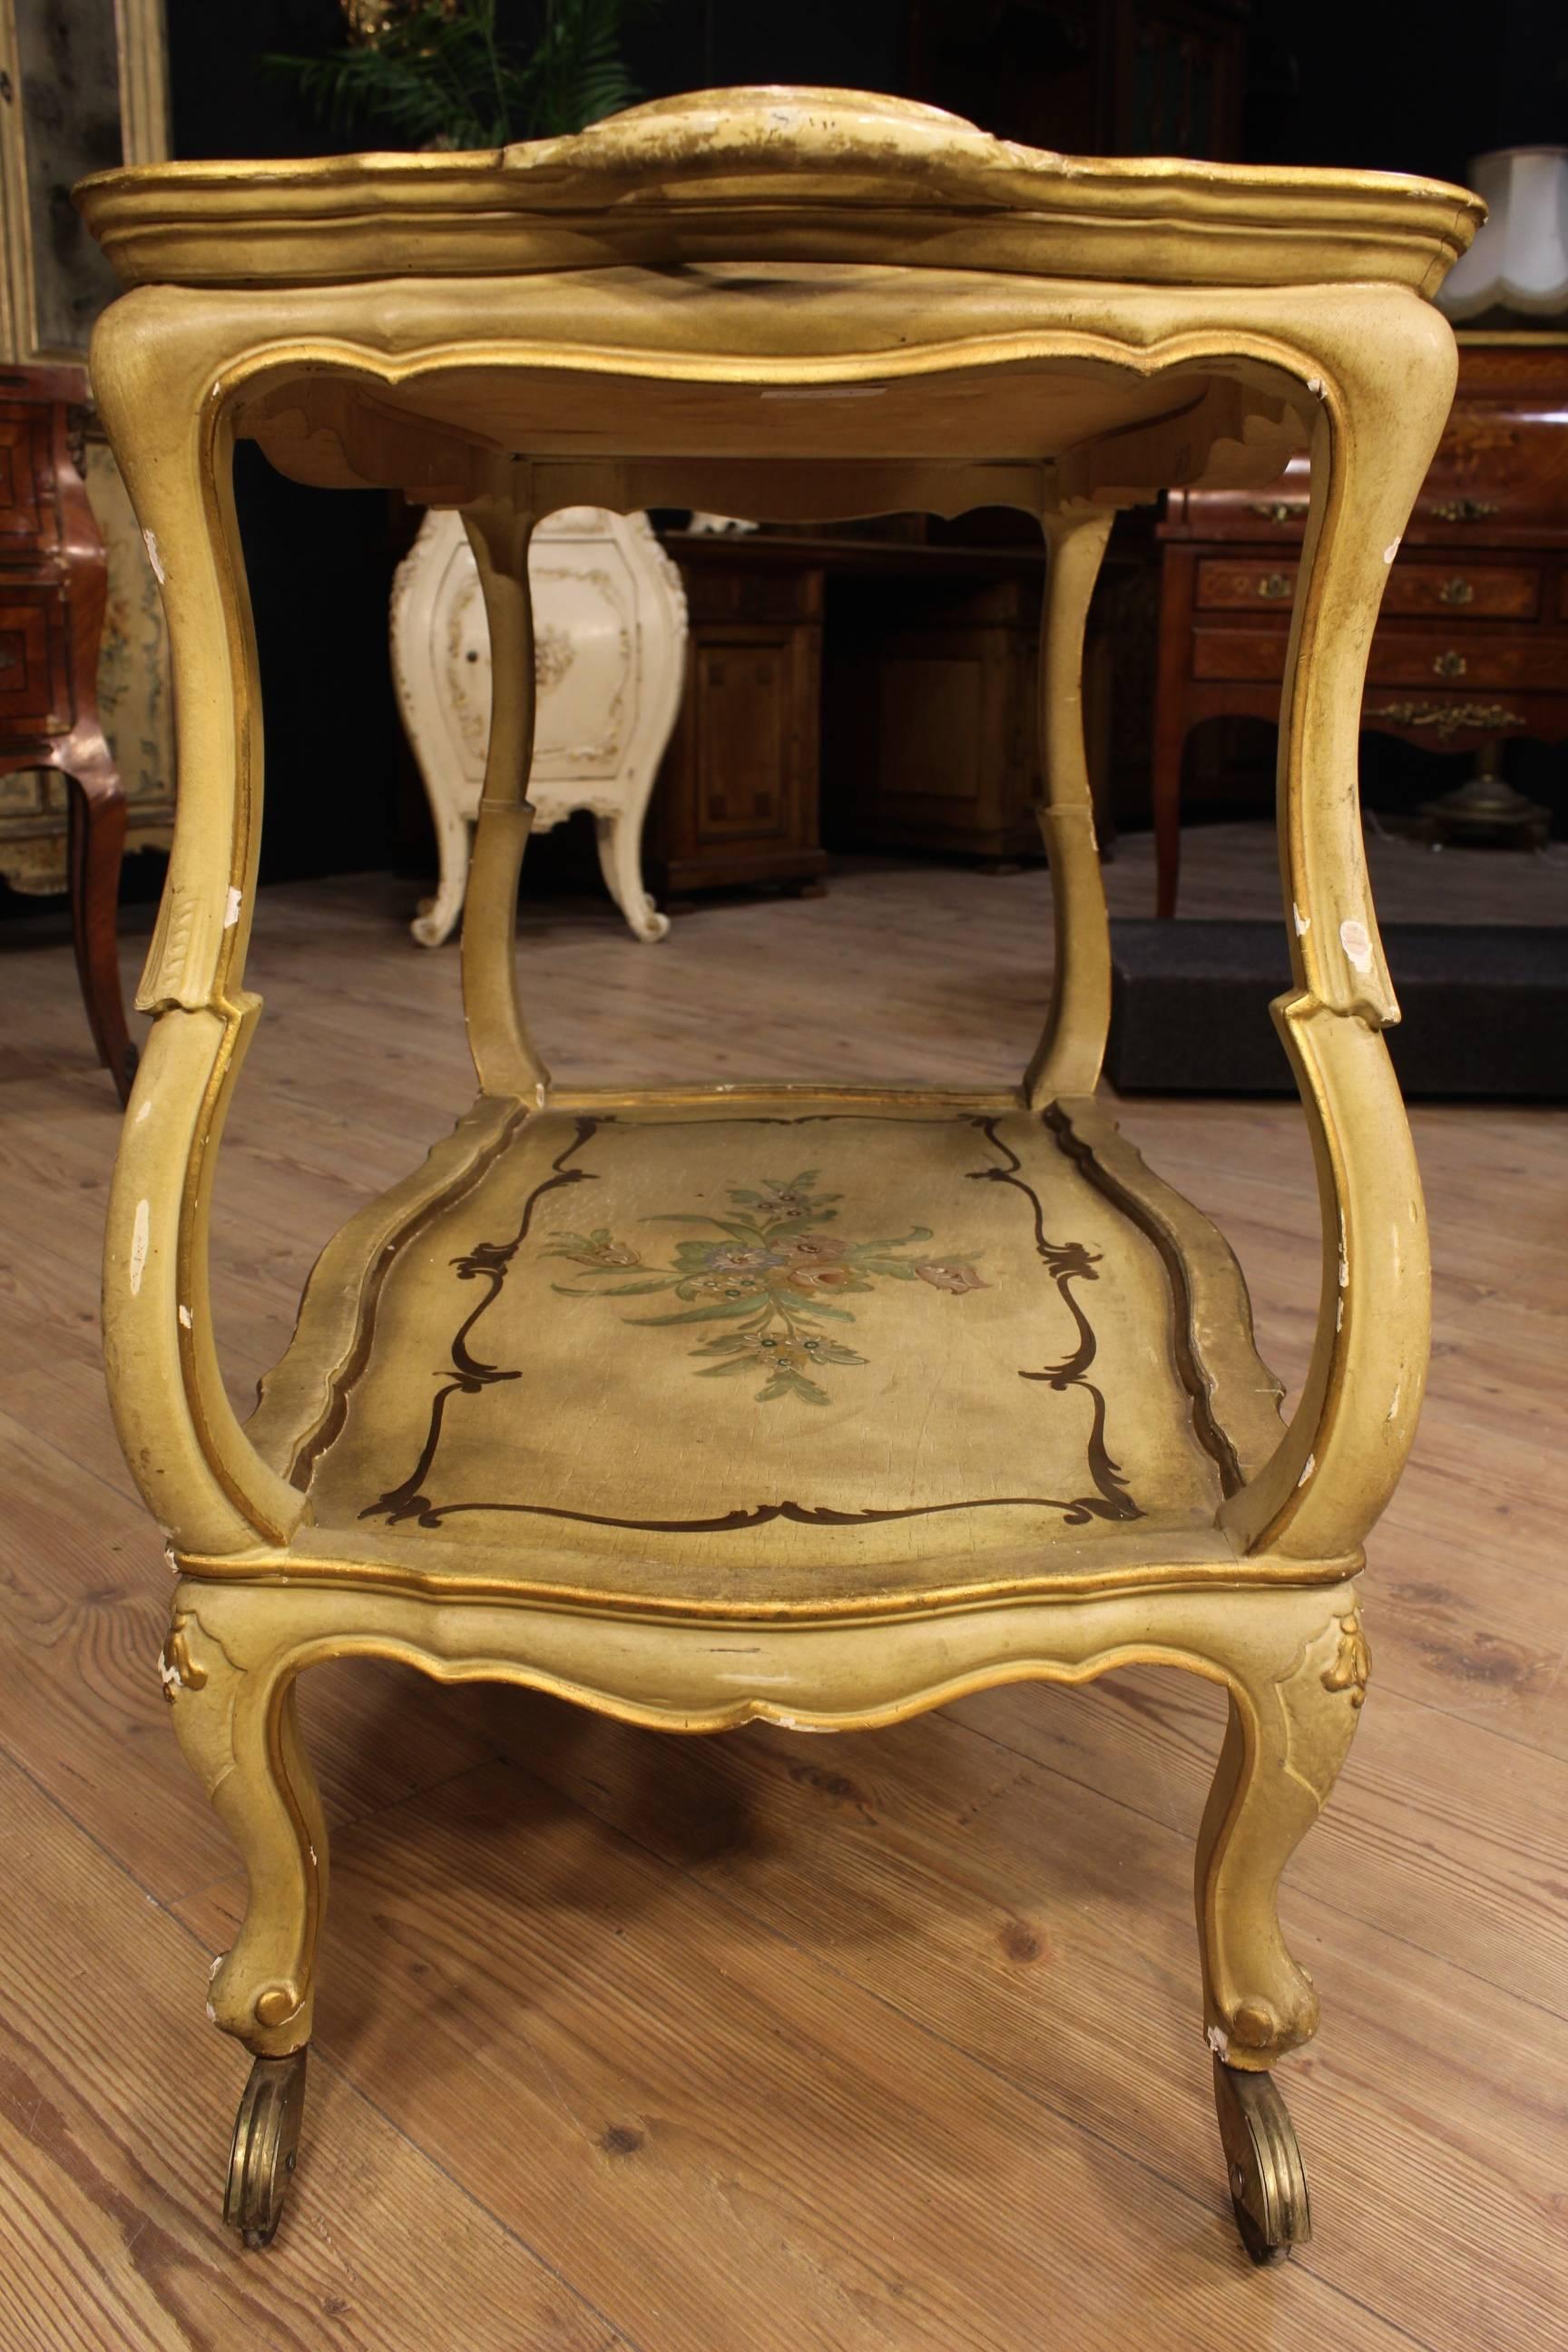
[
  {"left": 1193, "top": 622, "right": 1568, "bottom": 692},
  {"left": 1384, "top": 563, "right": 1540, "bottom": 617},
  {"left": 1366, "top": 633, "right": 1568, "bottom": 691},
  {"left": 1194, "top": 556, "right": 1542, "bottom": 619},
  {"left": 1195, "top": 559, "right": 1298, "bottom": 608},
  {"left": 1191, "top": 624, "right": 1289, "bottom": 682}
]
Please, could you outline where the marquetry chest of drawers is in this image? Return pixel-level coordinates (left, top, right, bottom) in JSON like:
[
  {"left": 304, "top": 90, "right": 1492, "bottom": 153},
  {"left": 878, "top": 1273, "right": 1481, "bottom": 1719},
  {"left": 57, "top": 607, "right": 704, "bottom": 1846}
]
[{"left": 1153, "top": 337, "right": 1568, "bottom": 909}]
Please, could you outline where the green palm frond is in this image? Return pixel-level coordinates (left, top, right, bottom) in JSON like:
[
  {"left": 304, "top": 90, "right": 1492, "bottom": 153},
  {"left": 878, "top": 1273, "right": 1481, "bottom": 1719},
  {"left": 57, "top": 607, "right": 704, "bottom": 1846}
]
[{"left": 267, "top": 0, "right": 646, "bottom": 152}]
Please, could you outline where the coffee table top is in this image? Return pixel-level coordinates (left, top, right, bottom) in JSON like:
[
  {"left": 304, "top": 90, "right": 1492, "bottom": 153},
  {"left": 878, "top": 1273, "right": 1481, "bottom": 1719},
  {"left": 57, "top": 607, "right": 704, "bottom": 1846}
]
[{"left": 77, "top": 85, "right": 1481, "bottom": 297}]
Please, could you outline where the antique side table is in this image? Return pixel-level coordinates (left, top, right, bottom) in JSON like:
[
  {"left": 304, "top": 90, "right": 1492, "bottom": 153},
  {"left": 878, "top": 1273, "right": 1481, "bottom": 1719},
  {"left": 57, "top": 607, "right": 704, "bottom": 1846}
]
[{"left": 76, "top": 91, "right": 1479, "bottom": 2263}]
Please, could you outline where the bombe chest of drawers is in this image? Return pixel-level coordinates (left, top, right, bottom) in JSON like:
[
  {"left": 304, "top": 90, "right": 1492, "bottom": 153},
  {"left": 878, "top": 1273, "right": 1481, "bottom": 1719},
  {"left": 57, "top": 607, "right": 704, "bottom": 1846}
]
[
  {"left": 1154, "top": 337, "right": 1568, "bottom": 908},
  {"left": 74, "top": 89, "right": 1479, "bottom": 2273}
]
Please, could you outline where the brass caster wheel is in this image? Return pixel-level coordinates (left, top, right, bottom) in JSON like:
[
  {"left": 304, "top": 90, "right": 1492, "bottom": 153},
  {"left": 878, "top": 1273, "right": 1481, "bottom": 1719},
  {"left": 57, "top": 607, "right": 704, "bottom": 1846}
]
[
  {"left": 224, "top": 2048, "right": 309, "bottom": 2249},
  {"left": 1212, "top": 2055, "right": 1311, "bottom": 2265}
]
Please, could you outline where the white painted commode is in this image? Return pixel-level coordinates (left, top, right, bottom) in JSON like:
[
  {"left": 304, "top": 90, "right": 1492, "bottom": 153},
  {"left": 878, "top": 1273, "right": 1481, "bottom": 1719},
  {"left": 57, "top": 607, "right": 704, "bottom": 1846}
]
[{"left": 391, "top": 505, "right": 689, "bottom": 946}]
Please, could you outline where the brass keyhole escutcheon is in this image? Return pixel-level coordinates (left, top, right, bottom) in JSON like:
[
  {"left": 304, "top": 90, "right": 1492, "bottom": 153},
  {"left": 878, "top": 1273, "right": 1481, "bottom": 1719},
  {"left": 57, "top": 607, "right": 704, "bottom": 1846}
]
[
  {"left": 1437, "top": 577, "right": 1475, "bottom": 605},
  {"left": 1257, "top": 573, "right": 1291, "bottom": 600},
  {"left": 1433, "top": 649, "right": 1467, "bottom": 679}
]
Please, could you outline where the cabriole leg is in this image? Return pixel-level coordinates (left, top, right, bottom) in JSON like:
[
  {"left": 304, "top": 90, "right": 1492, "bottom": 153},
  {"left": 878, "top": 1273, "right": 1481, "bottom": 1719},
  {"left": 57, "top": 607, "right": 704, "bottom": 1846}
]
[
  {"left": 160, "top": 1596, "right": 327, "bottom": 2246},
  {"left": 595, "top": 808, "right": 670, "bottom": 941},
  {"left": 1195, "top": 1601, "right": 1368, "bottom": 2258},
  {"left": 1025, "top": 505, "right": 1114, "bottom": 1106},
  {"left": 411, "top": 797, "right": 473, "bottom": 947}
]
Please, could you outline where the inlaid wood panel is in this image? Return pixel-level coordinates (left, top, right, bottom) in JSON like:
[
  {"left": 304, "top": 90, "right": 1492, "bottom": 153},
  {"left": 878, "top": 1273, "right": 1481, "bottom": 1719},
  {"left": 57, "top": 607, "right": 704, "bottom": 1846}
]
[{"left": 0, "top": 585, "right": 71, "bottom": 730}]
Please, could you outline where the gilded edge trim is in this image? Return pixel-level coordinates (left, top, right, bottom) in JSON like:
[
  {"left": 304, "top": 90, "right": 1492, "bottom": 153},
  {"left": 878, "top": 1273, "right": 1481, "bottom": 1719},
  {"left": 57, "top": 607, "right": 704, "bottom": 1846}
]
[
  {"left": 167, "top": 1574, "right": 1366, "bottom": 1746},
  {"left": 169, "top": 1547, "right": 1358, "bottom": 1624}
]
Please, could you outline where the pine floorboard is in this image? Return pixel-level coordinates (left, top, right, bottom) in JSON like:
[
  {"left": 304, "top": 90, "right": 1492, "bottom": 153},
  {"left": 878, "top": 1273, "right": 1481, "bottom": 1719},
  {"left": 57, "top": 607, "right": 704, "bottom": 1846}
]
[{"left": 0, "top": 824, "right": 1563, "bottom": 2348}]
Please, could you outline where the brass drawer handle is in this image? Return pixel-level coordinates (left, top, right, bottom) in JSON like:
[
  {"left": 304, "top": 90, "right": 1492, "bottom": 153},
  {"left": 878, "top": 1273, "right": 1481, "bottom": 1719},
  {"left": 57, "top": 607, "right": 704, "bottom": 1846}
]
[
  {"left": 1433, "top": 650, "right": 1467, "bottom": 679},
  {"left": 1248, "top": 500, "right": 1307, "bottom": 524},
  {"left": 1430, "top": 497, "right": 1499, "bottom": 524},
  {"left": 1436, "top": 576, "right": 1475, "bottom": 604},
  {"left": 1257, "top": 572, "right": 1292, "bottom": 600}
]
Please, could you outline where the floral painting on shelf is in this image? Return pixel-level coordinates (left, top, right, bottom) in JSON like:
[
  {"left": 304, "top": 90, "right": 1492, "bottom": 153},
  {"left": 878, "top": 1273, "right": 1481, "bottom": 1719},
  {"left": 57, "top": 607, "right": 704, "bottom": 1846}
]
[{"left": 544, "top": 1170, "right": 988, "bottom": 1405}]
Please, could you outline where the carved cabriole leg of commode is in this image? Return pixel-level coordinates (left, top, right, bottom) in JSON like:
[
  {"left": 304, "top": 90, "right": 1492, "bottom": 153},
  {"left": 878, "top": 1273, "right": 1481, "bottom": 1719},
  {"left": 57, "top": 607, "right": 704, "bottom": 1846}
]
[
  {"left": 458, "top": 476, "right": 552, "bottom": 1102},
  {"left": 595, "top": 808, "right": 671, "bottom": 942},
  {"left": 1024, "top": 505, "right": 1115, "bottom": 1108},
  {"left": 410, "top": 792, "right": 473, "bottom": 949}
]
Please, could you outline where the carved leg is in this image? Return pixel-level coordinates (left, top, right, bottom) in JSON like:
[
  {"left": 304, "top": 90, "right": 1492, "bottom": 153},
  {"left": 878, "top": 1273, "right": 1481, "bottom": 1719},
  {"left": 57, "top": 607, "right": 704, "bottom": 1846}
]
[
  {"left": 411, "top": 798, "right": 473, "bottom": 947},
  {"left": 64, "top": 743, "right": 137, "bottom": 1102},
  {"left": 1152, "top": 720, "right": 1186, "bottom": 920},
  {"left": 1196, "top": 1601, "right": 1368, "bottom": 2258},
  {"left": 460, "top": 475, "right": 550, "bottom": 1098},
  {"left": 595, "top": 809, "right": 670, "bottom": 942},
  {"left": 1025, "top": 506, "right": 1114, "bottom": 1106},
  {"left": 1151, "top": 543, "right": 1195, "bottom": 919},
  {"left": 161, "top": 1598, "right": 327, "bottom": 2245}
]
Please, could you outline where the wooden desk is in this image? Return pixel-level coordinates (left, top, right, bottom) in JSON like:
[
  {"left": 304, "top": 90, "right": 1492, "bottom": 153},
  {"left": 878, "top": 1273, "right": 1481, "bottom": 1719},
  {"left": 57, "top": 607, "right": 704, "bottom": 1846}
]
[
  {"left": 657, "top": 524, "right": 1153, "bottom": 886},
  {"left": 1153, "top": 337, "right": 1568, "bottom": 912}
]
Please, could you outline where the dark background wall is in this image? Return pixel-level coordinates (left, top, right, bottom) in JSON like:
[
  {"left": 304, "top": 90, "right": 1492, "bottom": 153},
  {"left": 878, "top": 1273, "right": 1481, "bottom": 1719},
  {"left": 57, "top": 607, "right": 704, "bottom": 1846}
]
[{"left": 150, "top": 0, "right": 1563, "bottom": 891}]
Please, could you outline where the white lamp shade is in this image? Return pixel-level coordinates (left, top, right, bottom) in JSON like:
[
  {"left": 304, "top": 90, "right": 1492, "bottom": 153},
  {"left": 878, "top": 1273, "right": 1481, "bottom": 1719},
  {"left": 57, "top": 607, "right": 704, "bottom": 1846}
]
[{"left": 1437, "top": 147, "right": 1568, "bottom": 319}]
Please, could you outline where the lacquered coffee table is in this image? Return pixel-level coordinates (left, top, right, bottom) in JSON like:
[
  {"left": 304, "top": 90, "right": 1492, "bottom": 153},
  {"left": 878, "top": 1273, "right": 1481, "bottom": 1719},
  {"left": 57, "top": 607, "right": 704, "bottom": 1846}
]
[{"left": 76, "top": 89, "right": 1478, "bottom": 2261}]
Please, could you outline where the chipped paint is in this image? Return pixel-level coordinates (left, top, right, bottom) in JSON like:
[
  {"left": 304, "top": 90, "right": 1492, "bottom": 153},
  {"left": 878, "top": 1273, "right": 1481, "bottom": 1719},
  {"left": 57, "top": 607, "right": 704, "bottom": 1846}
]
[
  {"left": 1338, "top": 1248, "right": 1349, "bottom": 1289},
  {"left": 129, "top": 1198, "right": 151, "bottom": 1296},
  {"left": 1205, "top": 2023, "right": 1230, "bottom": 2059},
  {"left": 1387, "top": 1382, "right": 1402, "bottom": 1423},
  {"left": 1292, "top": 903, "right": 1310, "bottom": 936},
  {"left": 1297, "top": 1452, "right": 1316, "bottom": 1487},
  {"left": 223, "top": 886, "right": 242, "bottom": 928},
  {"left": 157, "top": 1646, "right": 181, "bottom": 1697},
  {"left": 1335, "top": 1297, "right": 1344, "bottom": 1332},
  {"left": 162, "top": 1543, "right": 180, "bottom": 1577},
  {"left": 142, "top": 528, "right": 166, "bottom": 583},
  {"left": 178, "top": 1303, "right": 193, "bottom": 1329},
  {"left": 1306, "top": 376, "right": 1324, "bottom": 397},
  {"left": 1383, "top": 537, "right": 1400, "bottom": 564},
  {"left": 1338, "top": 916, "right": 1374, "bottom": 974}
]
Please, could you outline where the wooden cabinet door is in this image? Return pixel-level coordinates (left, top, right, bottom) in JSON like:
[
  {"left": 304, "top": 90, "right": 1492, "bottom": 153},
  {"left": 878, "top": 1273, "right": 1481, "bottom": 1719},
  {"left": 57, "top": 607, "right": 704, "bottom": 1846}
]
[{"left": 656, "top": 619, "right": 824, "bottom": 891}]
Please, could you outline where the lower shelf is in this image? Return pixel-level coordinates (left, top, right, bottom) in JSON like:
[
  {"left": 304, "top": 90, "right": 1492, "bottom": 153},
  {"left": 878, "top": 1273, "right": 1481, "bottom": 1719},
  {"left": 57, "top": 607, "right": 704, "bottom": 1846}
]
[{"left": 248, "top": 1086, "right": 1295, "bottom": 1617}]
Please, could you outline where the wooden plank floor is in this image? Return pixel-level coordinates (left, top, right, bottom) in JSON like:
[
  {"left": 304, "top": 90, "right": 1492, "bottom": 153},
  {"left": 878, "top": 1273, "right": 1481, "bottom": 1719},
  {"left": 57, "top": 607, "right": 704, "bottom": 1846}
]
[{"left": 1, "top": 825, "right": 1564, "bottom": 2351}]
